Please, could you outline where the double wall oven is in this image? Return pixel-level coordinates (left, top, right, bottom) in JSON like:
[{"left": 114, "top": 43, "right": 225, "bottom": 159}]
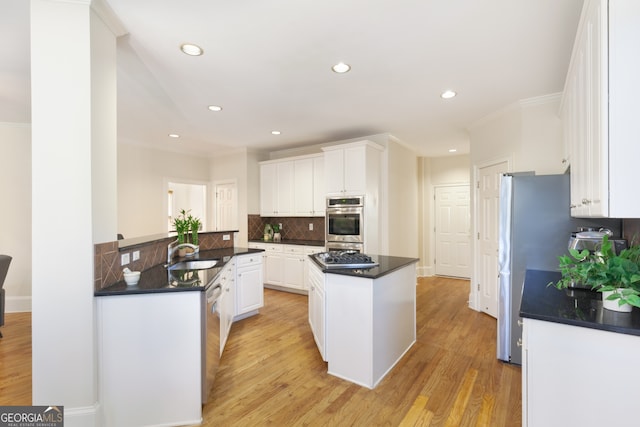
[{"left": 325, "top": 196, "right": 364, "bottom": 252}]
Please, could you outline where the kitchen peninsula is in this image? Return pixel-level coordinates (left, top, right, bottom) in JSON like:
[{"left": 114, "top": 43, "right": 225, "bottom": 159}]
[{"left": 308, "top": 254, "right": 419, "bottom": 389}]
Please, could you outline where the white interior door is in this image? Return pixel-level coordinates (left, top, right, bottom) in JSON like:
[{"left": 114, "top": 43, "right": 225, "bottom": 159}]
[
  {"left": 477, "top": 161, "right": 508, "bottom": 318},
  {"left": 435, "top": 185, "right": 471, "bottom": 278},
  {"left": 214, "top": 181, "right": 237, "bottom": 231}
]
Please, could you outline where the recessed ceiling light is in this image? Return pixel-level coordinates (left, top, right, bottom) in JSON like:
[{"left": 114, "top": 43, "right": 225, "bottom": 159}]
[
  {"left": 332, "top": 62, "right": 351, "bottom": 73},
  {"left": 441, "top": 90, "right": 457, "bottom": 99},
  {"left": 168, "top": 133, "right": 180, "bottom": 138},
  {"left": 180, "top": 43, "right": 203, "bottom": 56},
  {"left": 448, "top": 148, "right": 457, "bottom": 153},
  {"left": 271, "top": 130, "right": 281, "bottom": 135},
  {"left": 208, "top": 105, "right": 222, "bottom": 112}
]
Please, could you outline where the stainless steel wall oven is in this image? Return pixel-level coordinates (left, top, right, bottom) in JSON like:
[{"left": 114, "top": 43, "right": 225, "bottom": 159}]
[{"left": 326, "top": 196, "right": 364, "bottom": 251}]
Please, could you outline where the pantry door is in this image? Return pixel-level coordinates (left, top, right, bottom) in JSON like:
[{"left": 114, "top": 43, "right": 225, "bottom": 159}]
[{"left": 435, "top": 185, "right": 471, "bottom": 278}]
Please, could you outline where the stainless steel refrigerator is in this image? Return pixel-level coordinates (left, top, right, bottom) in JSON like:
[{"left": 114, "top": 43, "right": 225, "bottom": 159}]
[{"left": 497, "top": 173, "right": 621, "bottom": 365}]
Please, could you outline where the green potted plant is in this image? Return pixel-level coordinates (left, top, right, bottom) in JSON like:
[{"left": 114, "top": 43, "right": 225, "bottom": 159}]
[
  {"left": 173, "top": 209, "right": 201, "bottom": 256},
  {"left": 551, "top": 235, "right": 640, "bottom": 312}
]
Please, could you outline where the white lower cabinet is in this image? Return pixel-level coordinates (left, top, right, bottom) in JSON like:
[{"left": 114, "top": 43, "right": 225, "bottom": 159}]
[
  {"left": 249, "top": 242, "right": 324, "bottom": 292},
  {"left": 235, "top": 253, "right": 264, "bottom": 317},
  {"left": 307, "top": 260, "right": 326, "bottom": 360},
  {"left": 219, "top": 259, "right": 235, "bottom": 353},
  {"left": 522, "top": 318, "right": 640, "bottom": 427}
]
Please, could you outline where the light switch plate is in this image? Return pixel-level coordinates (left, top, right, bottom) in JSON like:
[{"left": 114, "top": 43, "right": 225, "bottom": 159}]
[
  {"left": 132, "top": 250, "right": 140, "bottom": 261},
  {"left": 121, "top": 253, "right": 130, "bottom": 265},
  {"left": 223, "top": 234, "right": 230, "bottom": 241},
  {"left": 309, "top": 223, "right": 313, "bottom": 231}
]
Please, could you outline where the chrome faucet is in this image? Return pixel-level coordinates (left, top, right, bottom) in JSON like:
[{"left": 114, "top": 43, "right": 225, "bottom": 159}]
[{"left": 167, "top": 239, "right": 179, "bottom": 264}]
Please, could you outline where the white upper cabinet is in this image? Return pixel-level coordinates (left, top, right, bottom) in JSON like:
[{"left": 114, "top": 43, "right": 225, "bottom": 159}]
[
  {"left": 260, "top": 160, "right": 294, "bottom": 216},
  {"left": 261, "top": 154, "right": 324, "bottom": 217},
  {"left": 562, "top": 0, "right": 640, "bottom": 217},
  {"left": 322, "top": 141, "right": 383, "bottom": 197}
]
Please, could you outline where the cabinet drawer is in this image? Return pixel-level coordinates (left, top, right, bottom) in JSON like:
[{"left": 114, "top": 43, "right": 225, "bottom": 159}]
[
  {"left": 263, "top": 244, "right": 284, "bottom": 253},
  {"left": 236, "top": 254, "right": 262, "bottom": 268},
  {"left": 283, "top": 245, "right": 305, "bottom": 254},
  {"left": 304, "top": 246, "right": 325, "bottom": 255}
]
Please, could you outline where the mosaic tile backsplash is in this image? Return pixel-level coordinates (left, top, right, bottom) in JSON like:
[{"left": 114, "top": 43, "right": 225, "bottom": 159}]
[
  {"left": 94, "top": 231, "right": 235, "bottom": 291},
  {"left": 248, "top": 214, "right": 325, "bottom": 241}
]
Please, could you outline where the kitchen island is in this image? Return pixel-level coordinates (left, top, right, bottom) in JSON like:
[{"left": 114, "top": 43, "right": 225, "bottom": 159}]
[
  {"left": 520, "top": 269, "right": 640, "bottom": 427},
  {"left": 308, "top": 254, "right": 418, "bottom": 389}
]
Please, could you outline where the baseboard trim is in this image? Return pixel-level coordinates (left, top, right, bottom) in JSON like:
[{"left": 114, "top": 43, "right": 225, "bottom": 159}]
[{"left": 6, "top": 296, "right": 32, "bottom": 313}]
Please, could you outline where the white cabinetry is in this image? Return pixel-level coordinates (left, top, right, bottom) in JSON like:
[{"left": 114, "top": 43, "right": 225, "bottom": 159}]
[
  {"left": 307, "top": 260, "right": 326, "bottom": 361},
  {"left": 260, "top": 154, "right": 324, "bottom": 217},
  {"left": 561, "top": 0, "right": 640, "bottom": 217},
  {"left": 218, "top": 259, "right": 235, "bottom": 353},
  {"left": 235, "top": 253, "right": 263, "bottom": 318},
  {"left": 260, "top": 161, "right": 294, "bottom": 216},
  {"left": 249, "top": 242, "right": 324, "bottom": 293},
  {"left": 522, "top": 318, "right": 640, "bottom": 426},
  {"left": 322, "top": 141, "right": 382, "bottom": 197}
]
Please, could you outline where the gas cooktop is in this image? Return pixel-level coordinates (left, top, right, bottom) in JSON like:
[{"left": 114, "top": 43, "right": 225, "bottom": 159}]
[{"left": 313, "top": 251, "right": 379, "bottom": 269}]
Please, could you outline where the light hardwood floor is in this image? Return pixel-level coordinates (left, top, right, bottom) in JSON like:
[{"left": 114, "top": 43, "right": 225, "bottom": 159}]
[{"left": 0, "top": 276, "right": 521, "bottom": 426}]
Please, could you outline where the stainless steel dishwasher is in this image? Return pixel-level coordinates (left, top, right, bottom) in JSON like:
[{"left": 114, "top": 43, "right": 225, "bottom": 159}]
[{"left": 202, "top": 276, "right": 222, "bottom": 404}]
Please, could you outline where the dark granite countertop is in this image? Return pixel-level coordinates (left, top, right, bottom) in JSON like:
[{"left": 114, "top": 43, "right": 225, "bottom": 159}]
[
  {"left": 249, "top": 239, "right": 325, "bottom": 247},
  {"left": 309, "top": 254, "right": 419, "bottom": 280},
  {"left": 95, "top": 247, "right": 263, "bottom": 297},
  {"left": 520, "top": 269, "right": 640, "bottom": 336}
]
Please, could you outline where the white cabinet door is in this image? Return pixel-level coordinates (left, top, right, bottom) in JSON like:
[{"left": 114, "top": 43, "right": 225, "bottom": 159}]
[
  {"left": 282, "top": 245, "right": 305, "bottom": 290},
  {"left": 564, "top": 0, "right": 640, "bottom": 217},
  {"left": 343, "top": 145, "right": 367, "bottom": 194},
  {"left": 294, "top": 158, "right": 314, "bottom": 216},
  {"left": 264, "top": 245, "right": 284, "bottom": 286},
  {"left": 307, "top": 260, "right": 326, "bottom": 361},
  {"left": 276, "top": 161, "right": 295, "bottom": 216},
  {"left": 324, "top": 149, "right": 345, "bottom": 196},
  {"left": 235, "top": 254, "right": 263, "bottom": 316},
  {"left": 219, "top": 260, "right": 235, "bottom": 354},
  {"left": 312, "top": 155, "right": 325, "bottom": 216},
  {"left": 260, "top": 163, "right": 277, "bottom": 216}
]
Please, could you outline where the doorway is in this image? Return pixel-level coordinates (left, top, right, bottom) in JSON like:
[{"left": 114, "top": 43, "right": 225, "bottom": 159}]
[
  {"left": 168, "top": 182, "right": 207, "bottom": 232},
  {"left": 213, "top": 181, "right": 238, "bottom": 231},
  {"left": 434, "top": 185, "right": 471, "bottom": 278}
]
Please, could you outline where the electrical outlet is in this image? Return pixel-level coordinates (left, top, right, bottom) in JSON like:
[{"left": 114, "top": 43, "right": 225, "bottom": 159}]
[
  {"left": 223, "top": 234, "right": 230, "bottom": 241},
  {"left": 132, "top": 250, "right": 140, "bottom": 261},
  {"left": 309, "top": 223, "right": 313, "bottom": 231},
  {"left": 121, "top": 253, "right": 130, "bottom": 266},
  {"left": 278, "top": 223, "right": 283, "bottom": 230}
]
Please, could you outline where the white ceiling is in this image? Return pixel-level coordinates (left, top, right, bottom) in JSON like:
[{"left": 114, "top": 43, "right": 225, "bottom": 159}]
[{"left": 1, "top": 0, "right": 584, "bottom": 157}]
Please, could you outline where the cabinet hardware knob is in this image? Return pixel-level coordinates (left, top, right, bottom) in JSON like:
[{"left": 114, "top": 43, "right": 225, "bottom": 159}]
[
  {"left": 516, "top": 338, "right": 523, "bottom": 347},
  {"left": 517, "top": 319, "right": 524, "bottom": 327}
]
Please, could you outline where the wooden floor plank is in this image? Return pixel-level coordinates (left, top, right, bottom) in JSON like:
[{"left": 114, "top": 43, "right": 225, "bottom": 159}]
[{"left": 0, "top": 277, "right": 522, "bottom": 426}]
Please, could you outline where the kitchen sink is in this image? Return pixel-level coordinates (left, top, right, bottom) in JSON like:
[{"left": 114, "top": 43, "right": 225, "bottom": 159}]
[{"left": 167, "top": 260, "right": 219, "bottom": 270}]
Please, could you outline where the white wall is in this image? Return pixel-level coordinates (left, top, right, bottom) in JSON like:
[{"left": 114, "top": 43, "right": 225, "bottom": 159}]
[
  {"left": 0, "top": 123, "right": 31, "bottom": 312},
  {"left": 470, "top": 94, "right": 565, "bottom": 175},
  {"left": 384, "top": 140, "right": 418, "bottom": 258},
  {"left": 117, "top": 143, "right": 211, "bottom": 239}
]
